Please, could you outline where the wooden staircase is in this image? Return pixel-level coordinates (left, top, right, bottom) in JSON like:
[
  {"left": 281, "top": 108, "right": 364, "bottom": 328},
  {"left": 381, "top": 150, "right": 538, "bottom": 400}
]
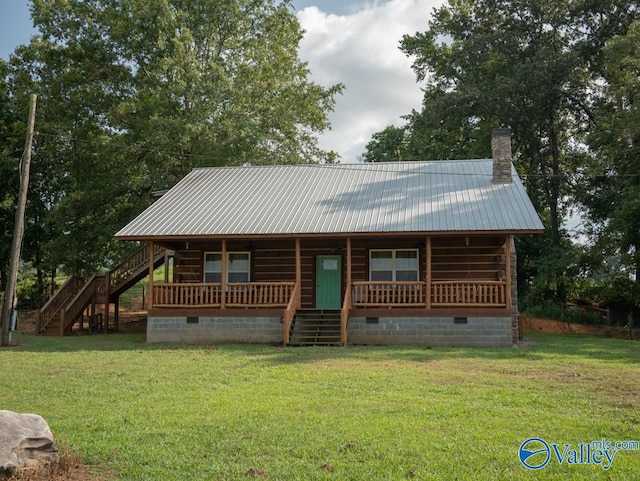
[
  {"left": 36, "top": 244, "right": 166, "bottom": 336},
  {"left": 288, "top": 309, "right": 342, "bottom": 346}
]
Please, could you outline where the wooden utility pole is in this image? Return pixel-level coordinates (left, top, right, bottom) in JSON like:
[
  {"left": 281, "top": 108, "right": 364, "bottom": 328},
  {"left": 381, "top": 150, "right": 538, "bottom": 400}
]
[{"left": 2, "top": 94, "right": 37, "bottom": 347}]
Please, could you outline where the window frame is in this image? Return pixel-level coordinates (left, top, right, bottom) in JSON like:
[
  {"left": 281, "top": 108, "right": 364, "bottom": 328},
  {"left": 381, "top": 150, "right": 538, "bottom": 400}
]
[
  {"left": 369, "top": 249, "right": 420, "bottom": 282},
  {"left": 203, "top": 251, "right": 251, "bottom": 283}
]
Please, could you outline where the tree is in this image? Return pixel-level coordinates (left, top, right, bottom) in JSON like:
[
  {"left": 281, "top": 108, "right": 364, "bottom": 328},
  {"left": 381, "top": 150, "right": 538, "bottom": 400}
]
[
  {"left": 580, "top": 21, "right": 640, "bottom": 300},
  {"left": 361, "top": 0, "right": 638, "bottom": 304},
  {"left": 7, "top": 0, "right": 342, "bottom": 282},
  {"left": 361, "top": 125, "right": 409, "bottom": 162},
  {"left": 400, "top": 0, "right": 637, "bottom": 245},
  {"left": 0, "top": 60, "right": 23, "bottom": 294}
]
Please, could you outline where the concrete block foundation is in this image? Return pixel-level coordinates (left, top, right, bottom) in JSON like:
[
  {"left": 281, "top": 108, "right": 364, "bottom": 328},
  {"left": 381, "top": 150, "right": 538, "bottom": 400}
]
[
  {"left": 147, "top": 315, "right": 513, "bottom": 347},
  {"left": 147, "top": 316, "right": 283, "bottom": 343},
  {"left": 348, "top": 316, "right": 513, "bottom": 347}
]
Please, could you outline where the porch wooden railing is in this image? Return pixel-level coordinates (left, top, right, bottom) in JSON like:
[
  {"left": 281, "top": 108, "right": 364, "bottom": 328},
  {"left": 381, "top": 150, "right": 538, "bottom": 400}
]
[
  {"left": 283, "top": 282, "right": 301, "bottom": 345},
  {"left": 352, "top": 281, "right": 426, "bottom": 307},
  {"left": 431, "top": 280, "right": 506, "bottom": 307},
  {"left": 153, "top": 283, "right": 222, "bottom": 307},
  {"left": 37, "top": 275, "right": 85, "bottom": 333},
  {"left": 341, "top": 283, "right": 352, "bottom": 345},
  {"left": 152, "top": 282, "right": 296, "bottom": 308},
  {"left": 226, "top": 282, "right": 295, "bottom": 307},
  {"left": 351, "top": 280, "right": 508, "bottom": 308},
  {"left": 152, "top": 280, "right": 507, "bottom": 309}
]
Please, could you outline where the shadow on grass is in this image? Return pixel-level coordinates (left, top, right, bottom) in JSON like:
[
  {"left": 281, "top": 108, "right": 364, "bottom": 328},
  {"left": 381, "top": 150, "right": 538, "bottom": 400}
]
[{"left": 5, "top": 331, "right": 639, "bottom": 365}]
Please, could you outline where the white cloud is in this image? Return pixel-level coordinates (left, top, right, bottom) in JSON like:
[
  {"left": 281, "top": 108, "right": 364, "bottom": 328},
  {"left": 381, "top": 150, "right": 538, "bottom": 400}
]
[{"left": 297, "top": 0, "right": 444, "bottom": 163}]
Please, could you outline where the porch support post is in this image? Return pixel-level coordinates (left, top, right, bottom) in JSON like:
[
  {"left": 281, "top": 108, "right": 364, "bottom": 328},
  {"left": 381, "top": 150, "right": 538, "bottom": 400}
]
[
  {"left": 342, "top": 237, "right": 352, "bottom": 346},
  {"left": 114, "top": 297, "right": 119, "bottom": 333},
  {"left": 221, "top": 239, "right": 227, "bottom": 309},
  {"left": 104, "top": 271, "right": 110, "bottom": 333},
  {"left": 426, "top": 236, "right": 431, "bottom": 309},
  {"left": 90, "top": 294, "right": 96, "bottom": 333},
  {"left": 147, "top": 241, "right": 154, "bottom": 310},
  {"left": 346, "top": 237, "right": 352, "bottom": 286},
  {"left": 164, "top": 250, "right": 170, "bottom": 283},
  {"left": 505, "top": 236, "right": 512, "bottom": 310},
  {"left": 114, "top": 304, "right": 119, "bottom": 333},
  {"left": 295, "top": 238, "right": 301, "bottom": 290}
]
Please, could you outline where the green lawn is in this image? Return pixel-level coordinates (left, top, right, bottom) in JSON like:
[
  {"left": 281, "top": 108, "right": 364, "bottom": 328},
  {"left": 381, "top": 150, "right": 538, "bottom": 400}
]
[{"left": 1, "top": 332, "right": 639, "bottom": 480}]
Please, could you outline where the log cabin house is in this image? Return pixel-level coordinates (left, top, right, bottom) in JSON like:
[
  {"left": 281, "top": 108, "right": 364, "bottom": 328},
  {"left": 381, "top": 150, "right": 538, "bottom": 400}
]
[{"left": 115, "top": 129, "right": 543, "bottom": 346}]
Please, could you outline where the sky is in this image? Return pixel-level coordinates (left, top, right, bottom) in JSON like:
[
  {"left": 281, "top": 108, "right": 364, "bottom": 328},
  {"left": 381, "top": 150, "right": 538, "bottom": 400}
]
[{"left": 0, "top": 0, "right": 444, "bottom": 163}]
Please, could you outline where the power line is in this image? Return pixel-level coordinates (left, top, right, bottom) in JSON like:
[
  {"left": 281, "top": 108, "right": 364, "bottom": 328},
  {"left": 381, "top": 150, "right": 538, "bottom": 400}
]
[{"left": 30, "top": 130, "right": 640, "bottom": 179}]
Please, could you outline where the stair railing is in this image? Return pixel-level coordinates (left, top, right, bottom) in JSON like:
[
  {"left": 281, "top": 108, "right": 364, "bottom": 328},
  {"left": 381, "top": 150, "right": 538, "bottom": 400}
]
[
  {"left": 60, "top": 275, "right": 99, "bottom": 336},
  {"left": 37, "top": 276, "right": 85, "bottom": 333},
  {"left": 95, "top": 275, "right": 108, "bottom": 298},
  {"left": 283, "top": 281, "right": 301, "bottom": 345},
  {"left": 109, "top": 243, "right": 165, "bottom": 293},
  {"left": 341, "top": 282, "right": 352, "bottom": 346}
]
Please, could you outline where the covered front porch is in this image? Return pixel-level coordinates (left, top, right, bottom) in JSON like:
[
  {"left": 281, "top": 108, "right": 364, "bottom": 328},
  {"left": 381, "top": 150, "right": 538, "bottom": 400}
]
[{"left": 145, "top": 234, "right": 515, "bottom": 345}]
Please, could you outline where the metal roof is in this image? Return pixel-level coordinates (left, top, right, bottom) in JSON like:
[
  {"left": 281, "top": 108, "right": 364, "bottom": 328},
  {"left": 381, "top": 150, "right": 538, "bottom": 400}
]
[{"left": 115, "top": 160, "right": 544, "bottom": 239}]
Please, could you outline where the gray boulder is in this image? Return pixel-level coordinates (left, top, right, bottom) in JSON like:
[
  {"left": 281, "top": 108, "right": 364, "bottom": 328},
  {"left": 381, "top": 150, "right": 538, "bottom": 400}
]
[{"left": 0, "top": 410, "right": 58, "bottom": 477}]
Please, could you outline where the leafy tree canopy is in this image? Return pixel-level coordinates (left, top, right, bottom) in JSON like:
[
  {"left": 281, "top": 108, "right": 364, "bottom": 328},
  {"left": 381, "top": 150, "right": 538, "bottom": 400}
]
[
  {"left": 362, "top": 0, "right": 639, "bottom": 305},
  {"left": 580, "top": 20, "right": 640, "bottom": 299},
  {"left": 5, "top": 0, "right": 343, "bottom": 280}
]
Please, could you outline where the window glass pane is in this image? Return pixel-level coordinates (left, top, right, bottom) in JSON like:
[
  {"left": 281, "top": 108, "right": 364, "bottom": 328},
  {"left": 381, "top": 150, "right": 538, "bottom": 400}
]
[
  {"left": 204, "top": 253, "right": 222, "bottom": 273},
  {"left": 228, "top": 272, "right": 249, "bottom": 283},
  {"left": 371, "top": 271, "right": 393, "bottom": 281},
  {"left": 371, "top": 251, "right": 393, "bottom": 271},
  {"left": 396, "top": 250, "right": 418, "bottom": 271},
  {"left": 228, "top": 253, "right": 249, "bottom": 272},
  {"left": 322, "top": 259, "right": 338, "bottom": 270},
  {"left": 371, "top": 251, "right": 392, "bottom": 259},
  {"left": 204, "top": 272, "right": 221, "bottom": 283},
  {"left": 396, "top": 270, "right": 418, "bottom": 282}
]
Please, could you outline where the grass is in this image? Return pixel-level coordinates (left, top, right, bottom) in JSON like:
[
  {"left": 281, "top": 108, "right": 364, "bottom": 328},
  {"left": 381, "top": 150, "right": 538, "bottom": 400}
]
[{"left": 1, "top": 332, "right": 639, "bottom": 480}]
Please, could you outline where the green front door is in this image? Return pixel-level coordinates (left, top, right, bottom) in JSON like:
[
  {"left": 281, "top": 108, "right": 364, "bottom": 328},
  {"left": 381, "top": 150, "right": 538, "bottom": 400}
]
[{"left": 316, "top": 255, "right": 342, "bottom": 309}]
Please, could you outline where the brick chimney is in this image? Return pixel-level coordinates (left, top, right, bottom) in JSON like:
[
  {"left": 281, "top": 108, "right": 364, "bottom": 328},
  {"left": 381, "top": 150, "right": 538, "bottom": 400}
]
[{"left": 491, "top": 128, "right": 512, "bottom": 184}]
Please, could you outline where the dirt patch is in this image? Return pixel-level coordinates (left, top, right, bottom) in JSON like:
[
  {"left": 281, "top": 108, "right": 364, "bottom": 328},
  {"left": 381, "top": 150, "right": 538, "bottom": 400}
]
[
  {"left": 16, "top": 309, "right": 147, "bottom": 336},
  {"left": 523, "top": 316, "right": 637, "bottom": 339},
  {"left": 14, "top": 310, "right": 38, "bottom": 334},
  {"left": 113, "top": 310, "right": 147, "bottom": 334},
  {"left": 4, "top": 450, "right": 101, "bottom": 481}
]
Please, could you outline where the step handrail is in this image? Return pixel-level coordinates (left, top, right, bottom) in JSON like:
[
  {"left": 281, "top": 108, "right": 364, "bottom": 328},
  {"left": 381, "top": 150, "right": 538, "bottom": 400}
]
[
  {"left": 60, "top": 275, "right": 99, "bottom": 335},
  {"left": 341, "top": 282, "right": 352, "bottom": 346},
  {"left": 37, "top": 276, "right": 85, "bottom": 333},
  {"left": 109, "top": 243, "right": 165, "bottom": 292},
  {"left": 283, "top": 281, "right": 301, "bottom": 345}
]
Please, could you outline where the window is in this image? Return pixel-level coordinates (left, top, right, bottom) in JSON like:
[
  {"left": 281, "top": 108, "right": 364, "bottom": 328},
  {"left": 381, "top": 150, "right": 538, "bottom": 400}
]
[
  {"left": 204, "top": 252, "right": 250, "bottom": 283},
  {"left": 204, "top": 253, "right": 222, "bottom": 282},
  {"left": 228, "top": 252, "right": 250, "bottom": 282},
  {"left": 370, "top": 249, "right": 419, "bottom": 281}
]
